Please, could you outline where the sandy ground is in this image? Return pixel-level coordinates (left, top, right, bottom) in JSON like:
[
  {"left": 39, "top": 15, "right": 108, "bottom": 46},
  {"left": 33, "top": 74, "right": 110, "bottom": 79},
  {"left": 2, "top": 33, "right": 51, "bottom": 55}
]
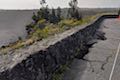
[
  {"left": 63, "top": 18, "right": 120, "bottom": 80},
  {"left": 0, "top": 10, "right": 36, "bottom": 47}
]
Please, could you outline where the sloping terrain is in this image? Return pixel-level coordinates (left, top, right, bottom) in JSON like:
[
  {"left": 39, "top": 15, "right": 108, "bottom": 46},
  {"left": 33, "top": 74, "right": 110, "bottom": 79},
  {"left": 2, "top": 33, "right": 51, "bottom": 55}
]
[
  {"left": 0, "top": 8, "right": 118, "bottom": 47},
  {"left": 0, "top": 15, "right": 118, "bottom": 80}
]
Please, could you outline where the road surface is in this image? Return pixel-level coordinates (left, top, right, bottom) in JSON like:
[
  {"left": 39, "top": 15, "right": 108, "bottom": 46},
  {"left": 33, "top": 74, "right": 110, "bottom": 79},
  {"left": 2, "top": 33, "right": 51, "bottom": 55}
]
[{"left": 63, "top": 18, "right": 120, "bottom": 80}]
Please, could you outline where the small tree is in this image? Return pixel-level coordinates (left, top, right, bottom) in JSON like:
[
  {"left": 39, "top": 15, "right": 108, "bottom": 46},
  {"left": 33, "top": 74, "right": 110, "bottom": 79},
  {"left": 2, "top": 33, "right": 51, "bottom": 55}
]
[
  {"left": 52, "top": 8, "right": 56, "bottom": 17},
  {"left": 69, "top": 0, "right": 78, "bottom": 9},
  {"left": 74, "top": 9, "right": 82, "bottom": 20},
  {"left": 37, "top": 8, "right": 43, "bottom": 19},
  {"left": 49, "top": 8, "right": 58, "bottom": 24},
  {"left": 57, "top": 7, "right": 62, "bottom": 21},
  {"left": 32, "top": 12, "right": 39, "bottom": 23},
  {"left": 39, "top": 0, "right": 50, "bottom": 21},
  {"left": 44, "top": 5, "right": 50, "bottom": 21},
  {"left": 40, "top": 0, "right": 46, "bottom": 7},
  {"left": 68, "top": 0, "right": 82, "bottom": 20}
]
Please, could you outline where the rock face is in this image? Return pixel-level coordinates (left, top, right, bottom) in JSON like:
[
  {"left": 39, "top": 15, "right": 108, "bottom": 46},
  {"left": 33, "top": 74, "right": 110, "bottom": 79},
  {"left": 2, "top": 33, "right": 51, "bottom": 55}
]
[{"left": 0, "top": 15, "right": 118, "bottom": 80}]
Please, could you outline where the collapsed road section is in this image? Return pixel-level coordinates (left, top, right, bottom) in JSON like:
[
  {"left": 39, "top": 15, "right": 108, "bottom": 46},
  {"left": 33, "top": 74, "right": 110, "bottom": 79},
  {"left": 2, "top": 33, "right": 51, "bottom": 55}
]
[
  {"left": 63, "top": 16, "right": 120, "bottom": 80},
  {"left": 0, "top": 15, "right": 118, "bottom": 80}
]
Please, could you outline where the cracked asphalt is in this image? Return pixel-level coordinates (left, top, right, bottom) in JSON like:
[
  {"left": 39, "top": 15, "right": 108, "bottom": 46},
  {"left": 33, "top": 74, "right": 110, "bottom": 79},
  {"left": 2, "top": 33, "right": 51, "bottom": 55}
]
[{"left": 63, "top": 18, "right": 120, "bottom": 80}]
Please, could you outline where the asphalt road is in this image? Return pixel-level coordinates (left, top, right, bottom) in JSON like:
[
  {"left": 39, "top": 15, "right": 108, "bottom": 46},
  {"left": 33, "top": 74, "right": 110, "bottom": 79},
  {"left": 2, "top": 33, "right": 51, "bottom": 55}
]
[{"left": 63, "top": 18, "right": 120, "bottom": 80}]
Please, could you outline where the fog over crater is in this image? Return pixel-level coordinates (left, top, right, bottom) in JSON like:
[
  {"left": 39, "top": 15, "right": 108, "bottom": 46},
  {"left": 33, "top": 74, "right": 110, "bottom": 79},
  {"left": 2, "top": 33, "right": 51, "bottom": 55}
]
[{"left": 0, "top": 0, "right": 120, "bottom": 9}]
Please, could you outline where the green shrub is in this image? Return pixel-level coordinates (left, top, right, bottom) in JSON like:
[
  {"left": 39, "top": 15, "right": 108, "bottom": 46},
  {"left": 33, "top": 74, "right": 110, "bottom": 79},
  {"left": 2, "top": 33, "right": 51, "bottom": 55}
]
[{"left": 37, "top": 19, "right": 46, "bottom": 24}]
